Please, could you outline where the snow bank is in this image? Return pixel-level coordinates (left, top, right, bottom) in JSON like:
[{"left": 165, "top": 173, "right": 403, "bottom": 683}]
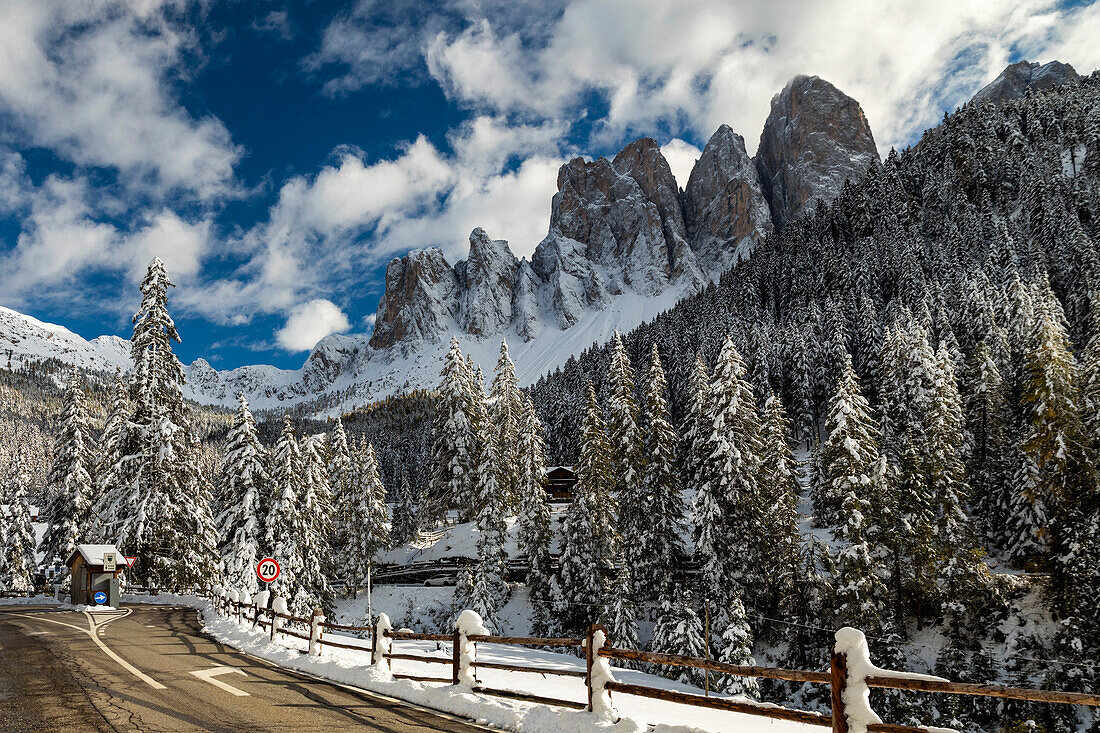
[{"left": 0, "top": 594, "right": 62, "bottom": 607}]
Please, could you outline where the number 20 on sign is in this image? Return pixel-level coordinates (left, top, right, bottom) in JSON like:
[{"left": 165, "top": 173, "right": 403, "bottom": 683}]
[{"left": 256, "top": 558, "right": 280, "bottom": 583}]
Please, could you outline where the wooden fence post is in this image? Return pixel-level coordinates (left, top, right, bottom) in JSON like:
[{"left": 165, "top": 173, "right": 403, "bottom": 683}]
[
  {"left": 269, "top": 608, "right": 276, "bottom": 641},
  {"left": 830, "top": 648, "right": 849, "bottom": 733},
  {"left": 452, "top": 627, "right": 461, "bottom": 685}
]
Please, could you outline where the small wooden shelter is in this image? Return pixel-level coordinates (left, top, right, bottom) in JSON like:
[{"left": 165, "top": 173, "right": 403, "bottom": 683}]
[
  {"left": 545, "top": 466, "right": 577, "bottom": 502},
  {"left": 65, "top": 544, "right": 123, "bottom": 606}
]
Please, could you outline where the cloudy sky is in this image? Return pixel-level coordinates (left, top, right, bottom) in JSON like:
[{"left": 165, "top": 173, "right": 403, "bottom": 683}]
[{"left": 1, "top": 0, "right": 1098, "bottom": 368}]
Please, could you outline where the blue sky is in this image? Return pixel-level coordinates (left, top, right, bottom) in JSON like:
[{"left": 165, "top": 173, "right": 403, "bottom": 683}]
[{"left": 1, "top": 0, "right": 1098, "bottom": 370}]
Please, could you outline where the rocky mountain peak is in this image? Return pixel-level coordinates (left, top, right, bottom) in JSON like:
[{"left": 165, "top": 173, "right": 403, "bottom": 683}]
[
  {"left": 369, "top": 247, "right": 458, "bottom": 349},
  {"left": 457, "top": 227, "right": 519, "bottom": 336},
  {"left": 682, "top": 124, "right": 773, "bottom": 269},
  {"left": 971, "top": 60, "right": 1080, "bottom": 106},
  {"left": 754, "top": 75, "right": 878, "bottom": 229}
]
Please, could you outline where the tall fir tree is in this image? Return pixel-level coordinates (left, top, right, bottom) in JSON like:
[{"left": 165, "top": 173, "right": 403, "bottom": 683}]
[
  {"left": 41, "top": 367, "right": 94, "bottom": 574},
  {"left": 607, "top": 333, "right": 645, "bottom": 600},
  {"left": 390, "top": 469, "right": 420, "bottom": 547},
  {"left": 636, "top": 344, "right": 686, "bottom": 602},
  {"left": 92, "top": 371, "right": 130, "bottom": 542},
  {"left": 428, "top": 338, "right": 477, "bottom": 522},
  {"left": 344, "top": 439, "right": 390, "bottom": 599},
  {"left": 327, "top": 418, "right": 354, "bottom": 563},
  {"left": 265, "top": 416, "right": 307, "bottom": 607},
  {"left": 115, "top": 258, "right": 216, "bottom": 588},
  {"left": 558, "top": 384, "right": 618, "bottom": 634},
  {"left": 515, "top": 395, "right": 556, "bottom": 636},
  {"left": 756, "top": 394, "right": 804, "bottom": 618},
  {"left": 216, "top": 395, "right": 267, "bottom": 596},
  {"left": 300, "top": 434, "right": 336, "bottom": 612},
  {"left": 490, "top": 340, "right": 524, "bottom": 511},
  {"left": 3, "top": 469, "right": 37, "bottom": 593}
]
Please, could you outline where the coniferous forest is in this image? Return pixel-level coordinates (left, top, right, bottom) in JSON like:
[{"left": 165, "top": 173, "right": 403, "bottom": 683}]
[{"left": 1, "top": 68, "right": 1100, "bottom": 733}]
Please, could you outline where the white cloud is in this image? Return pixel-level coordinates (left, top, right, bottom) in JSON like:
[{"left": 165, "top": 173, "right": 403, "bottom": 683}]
[
  {"left": 0, "top": 0, "right": 241, "bottom": 199},
  {"left": 660, "top": 139, "right": 702, "bottom": 189},
  {"left": 412, "top": 0, "right": 1100, "bottom": 154},
  {"left": 276, "top": 299, "right": 351, "bottom": 351},
  {"left": 126, "top": 210, "right": 210, "bottom": 282}
]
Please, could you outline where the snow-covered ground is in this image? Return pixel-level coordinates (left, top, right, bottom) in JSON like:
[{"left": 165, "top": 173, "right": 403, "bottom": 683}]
[{"left": 170, "top": 591, "right": 819, "bottom": 733}]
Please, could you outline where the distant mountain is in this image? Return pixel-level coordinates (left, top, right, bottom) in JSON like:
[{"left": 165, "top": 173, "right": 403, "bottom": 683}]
[
  {"left": 972, "top": 60, "right": 1080, "bottom": 106},
  {"left": 0, "top": 73, "right": 897, "bottom": 414}
]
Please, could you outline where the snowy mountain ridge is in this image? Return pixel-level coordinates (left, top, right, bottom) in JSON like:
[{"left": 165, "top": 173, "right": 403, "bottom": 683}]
[{"left": 0, "top": 63, "right": 1070, "bottom": 415}]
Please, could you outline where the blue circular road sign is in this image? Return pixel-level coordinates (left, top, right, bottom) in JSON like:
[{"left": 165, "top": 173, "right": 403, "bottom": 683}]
[{"left": 93, "top": 591, "right": 107, "bottom": 605}]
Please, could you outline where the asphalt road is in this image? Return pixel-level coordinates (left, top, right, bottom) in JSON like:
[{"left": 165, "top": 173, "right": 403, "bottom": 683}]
[{"left": 0, "top": 604, "right": 487, "bottom": 733}]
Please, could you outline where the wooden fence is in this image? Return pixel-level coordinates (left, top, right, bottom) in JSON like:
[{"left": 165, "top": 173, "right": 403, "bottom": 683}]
[{"left": 206, "top": 592, "right": 1098, "bottom": 733}]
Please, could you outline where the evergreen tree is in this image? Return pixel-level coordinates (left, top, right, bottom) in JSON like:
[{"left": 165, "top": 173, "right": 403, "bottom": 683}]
[
  {"left": 428, "top": 338, "right": 476, "bottom": 522},
  {"left": 558, "top": 385, "right": 617, "bottom": 634},
  {"left": 344, "top": 439, "right": 390, "bottom": 600},
  {"left": 636, "top": 344, "right": 686, "bottom": 602},
  {"left": 715, "top": 595, "right": 759, "bottom": 698},
  {"left": 757, "top": 394, "right": 804, "bottom": 617},
  {"left": 327, "top": 418, "right": 354, "bottom": 562},
  {"left": 265, "top": 416, "right": 307, "bottom": 608},
  {"left": 41, "top": 368, "right": 94, "bottom": 574},
  {"left": 490, "top": 340, "right": 524, "bottom": 510},
  {"left": 3, "top": 470, "right": 37, "bottom": 593},
  {"left": 300, "top": 434, "right": 335, "bottom": 612},
  {"left": 962, "top": 342, "right": 1011, "bottom": 546},
  {"left": 607, "top": 333, "right": 645, "bottom": 599},
  {"left": 650, "top": 588, "right": 708, "bottom": 687},
  {"left": 390, "top": 470, "right": 420, "bottom": 547},
  {"left": 116, "top": 258, "right": 215, "bottom": 588},
  {"left": 816, "top": 355, "right": 880, "bottom": 529},
  {"left": 216, "top": 395, "right": 267, "bottom": 596},
  {"left": 515, "top": 395, "right": 556, "bottom": 636},
  {"left": 92, "top": 371, "right": 130, "bottom": 543}
]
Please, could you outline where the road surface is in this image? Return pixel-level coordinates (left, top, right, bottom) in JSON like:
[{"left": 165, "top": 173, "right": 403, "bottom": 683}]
[{"left": 0, "top": 604, "right": 487, "bottom": 732}]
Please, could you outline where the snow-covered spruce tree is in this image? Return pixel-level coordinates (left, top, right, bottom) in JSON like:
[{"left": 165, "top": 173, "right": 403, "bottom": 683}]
[
  {"left": 756, "top": 393, "right": 804, "bottom": 620},
  {"left": 515, "top": 395, "right": 557, "bottom": 636},
  {"left": 300, "top": 434, "right": 335, "bottom": 612},
  {"left": 490, "top": 340, "right": 524, "bottom": 511},
  {"left": 962, "top": 341, "right": 1012, "bottom": 546},
  {"left": 41, "top": 367, "right": 95, "bottom": 574},
  {"left": 605, "top": 568, "right": 639, "bottom": 665},
  {"left": 636, "top": 343, "right": 686, "bottom": 603},
  {"left": 344, "top": 439, "right": 390, "bottom": 599},
  {"left": 117, "top": 258, "right": 216, "bottom": 588},
  {"left": 695, "top": 336, "right": 762, "bottom": 610},
  {"left": 3, "top": 470, "right": 37, "bottom": 592},
  {"left": 815, "top": 354, "right": 880, "bottom": 529},
  {"left": 1015, "top": 289, "right": 1093, "bottom": 573},
  {"left": 715, "top": 594, "right": 759, "bottom": 698},
  {"left": 607, "top": 333, "right": 645, "bottom": 601},
  {"left": 327, "top": 418, "right": 353, "bottom": 562},
  {"left": 558, "top": 384, "right": 618, "bottom": 635},
  {"left": 92, "top": 371, "right": 130, "bottom": 542},
  {"left": 264, "top": 416, "right": 307, "bottom": 607},
  {"left": 216, "top": 395, "right": 267, "bottom": 597},
  {"left": 678, "top": 353, "right": 710, "bottom": 495},
  {"left": 428, "top": 337, "right": 476, "bottom": 523},
  {"left": 649, "top": 588, "right": 708, "bottom": 687},
  {"left": 469, "top": 434, "right": 509, "bottom": 630},
  {"left": 829, "top": 469, "right": 889, "bottom": 633},
  {"left": 390, "top": 469, "right": 420, "bottom": 547}
]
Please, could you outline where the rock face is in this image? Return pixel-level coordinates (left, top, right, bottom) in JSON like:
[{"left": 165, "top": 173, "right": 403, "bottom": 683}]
[
  {"left": 972, "top": 60, "right": 1080, "bottom": 106},
  {"left": 369, "top": 248, "right": 459, "bottom": 349},
  {"left": 754, "top": 75, "right": 878, "bottom": 229},
  {"left": 683, "top": 124, "right": 773, "bottom": 269},
  {"left": 457, "top": 228, "right": 518, "bottom": 337}
]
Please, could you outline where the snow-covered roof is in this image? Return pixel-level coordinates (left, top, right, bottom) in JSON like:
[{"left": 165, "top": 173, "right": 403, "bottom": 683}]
[
  {"left": 1, "top": 504, "right": 40, "bottom": 517},
  {"left": 66, "top": 544, "right": 123, "bottom": 568}
]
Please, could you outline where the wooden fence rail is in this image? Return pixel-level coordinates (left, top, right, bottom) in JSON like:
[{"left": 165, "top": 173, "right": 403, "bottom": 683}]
[{"left": 206, "top": 594, "right": 1097, "bottom": 733}]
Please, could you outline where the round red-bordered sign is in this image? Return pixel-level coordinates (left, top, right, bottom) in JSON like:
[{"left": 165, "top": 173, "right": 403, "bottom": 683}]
[{"left": 256, "top": 557, "right": 280, "bottom": 583}]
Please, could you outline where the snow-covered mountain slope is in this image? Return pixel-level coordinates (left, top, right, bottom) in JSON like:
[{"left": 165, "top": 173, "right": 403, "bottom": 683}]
[
  {"left": 0, "top": 305, "right": 130, "bottom": 373},
  {"left": 0, "top": 72, "right": 893, "bottom": 415}
]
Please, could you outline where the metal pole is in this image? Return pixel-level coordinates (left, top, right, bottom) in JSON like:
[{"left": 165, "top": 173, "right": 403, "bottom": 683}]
[{"left": 366, "top": 560, "right": 372, "bottom": 626}]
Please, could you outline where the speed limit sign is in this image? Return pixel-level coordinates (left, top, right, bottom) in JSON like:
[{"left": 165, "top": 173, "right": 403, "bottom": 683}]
[{"left": 256, "top": 557, "right": 280, "bottom": 583}]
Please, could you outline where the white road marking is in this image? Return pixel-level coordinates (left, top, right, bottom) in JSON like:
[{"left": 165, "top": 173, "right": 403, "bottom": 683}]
[
  {"left": 7, "top": 610, "right": 166, "bottom": 690},
  {"left": 190, "top": 666, "right": 249, "bottom": 696}
]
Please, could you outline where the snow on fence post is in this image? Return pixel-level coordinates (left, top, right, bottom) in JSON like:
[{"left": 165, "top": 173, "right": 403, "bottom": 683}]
[
  {"left": 585, "top": 623, "right": 616, "bottom": 720},
  {"left": 309, "top": 608, "right": 325, "bottom": 656},
  {"left": 452, "top": 626, "right": 461, "bottom": 685},
  {"left": 212, "top": 585, "right": 224, "bottom": 615},
  {"left": 833, "top": 627, "right": 882, "bottom": 733},
  {"left": 272, "top": 597, "right": 289, "bottom": 638},
  {"left": 454, "top": 610, "right": 487, "bottom": 688},
  {"left": 228, "top": 589, "right": 240, "bottom": 622},
  {"left": 253, "top": 590, "right": 270, "bottom": 630},
  {"left": 372, "top": 613, "right": 393, "bottom": 670},
  {"left": 238, "top": 589, "right": 251, "bottom": 620}
]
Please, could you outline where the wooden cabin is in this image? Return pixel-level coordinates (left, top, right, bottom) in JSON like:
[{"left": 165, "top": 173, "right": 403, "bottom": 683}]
[
  {"left": 545, "top": 466, "right": 577, "bottom": 502},
  {"left": 65, "top": 544, "right": 123, "bottom": 606}
]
